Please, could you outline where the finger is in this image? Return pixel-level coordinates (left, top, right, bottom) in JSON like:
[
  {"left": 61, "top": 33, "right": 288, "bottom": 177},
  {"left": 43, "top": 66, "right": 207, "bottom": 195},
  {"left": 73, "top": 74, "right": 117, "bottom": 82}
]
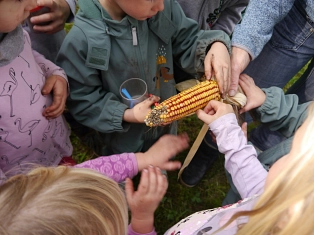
[
  {"left": 196, "top": 109, "right": 213, "bottom": 125},
  {"left": 147, "top": 166, "right": 157, "bottom": 194},
  {"left": 239, "top": 74, "right": 252, "bottom": 96},
  {"left": 36, "top": 0, "right": 54, "bottom": 9},
  {"left": 30, "top": 11, "right": 54, "bottom": 25},
  {"left": 145, "top": 95, "right": 160, "bottom": 106},
  {"left": 137, "top": 168, "right": 149, "bottom": 194},
  {"left": 161, "top": 161, "right": 181, "bottom": 171},
  {"left": 41, "top": 79, "right": 54, "bottom": 96},
  {"left": 229, "top": 69, "right": 240, "bottom": 97},
  {"left": 214, "top": 66, "right": 224, "bottom": 96},
  {"left": 43, "top": 104, "right": 64, "bottom": 118},
  {"left": 155, "top": 168, "right": 168, "bottom": 197},
  {"left": 125, "top": 178, "right": 135, "bottom": 202},
  {"left": 204, "top": 54, "right": 213, "bottom": 80},
  {"left": 33, "top": 21, "right": 62, "bottom": 34},
  {"left": 223, "top": 66, "right": 229, "bottom": 97},
  {"left": 163, "top": 134, "right": 189, "bottom": 156}
]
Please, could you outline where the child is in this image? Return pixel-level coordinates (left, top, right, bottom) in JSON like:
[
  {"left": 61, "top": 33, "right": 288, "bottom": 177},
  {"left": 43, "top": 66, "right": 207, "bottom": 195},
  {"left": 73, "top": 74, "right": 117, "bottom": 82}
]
[
  {"left": 177, "top": 0, "right": 249, "bottom": 187},
  {"left": 56, "top": 0, "right": 231, "bottom": 156},
  {"left": 0, "top": 133, "right": 190, "bottom": 235},
  {"left": 0, "top": 0, "right": 73, "bottom": 184},
  {"left": 165, "top": 74, "right": 312, "bottom": 234}
]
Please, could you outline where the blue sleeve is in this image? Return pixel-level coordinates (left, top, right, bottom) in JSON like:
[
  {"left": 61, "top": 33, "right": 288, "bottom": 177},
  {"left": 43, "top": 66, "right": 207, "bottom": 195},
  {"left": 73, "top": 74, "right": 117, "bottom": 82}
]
[{"left": 231, "top": 0, "right": 294, "bottom": 59}]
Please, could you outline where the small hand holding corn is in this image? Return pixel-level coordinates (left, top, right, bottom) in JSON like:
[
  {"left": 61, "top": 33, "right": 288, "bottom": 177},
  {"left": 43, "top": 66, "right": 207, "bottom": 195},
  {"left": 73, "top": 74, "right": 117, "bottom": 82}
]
[{"left": 123, "top": 95, "right": 160, "bottom": 123}]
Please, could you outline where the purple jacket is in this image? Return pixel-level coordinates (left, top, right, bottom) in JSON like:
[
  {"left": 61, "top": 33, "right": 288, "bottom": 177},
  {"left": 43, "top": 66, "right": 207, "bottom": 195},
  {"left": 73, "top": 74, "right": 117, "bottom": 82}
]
[{"left": 0, "top": 29, "right": 72, "bottom": 185}]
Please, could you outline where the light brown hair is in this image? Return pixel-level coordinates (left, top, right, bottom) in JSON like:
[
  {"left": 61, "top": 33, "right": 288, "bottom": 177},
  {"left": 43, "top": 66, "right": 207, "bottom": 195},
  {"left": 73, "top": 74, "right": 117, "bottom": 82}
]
[
  {"left": 218, "top": 102, "right": 314, "bottom": 234},
  {"left": 0, "top": 166, "right": 128, "bottom": 235}
]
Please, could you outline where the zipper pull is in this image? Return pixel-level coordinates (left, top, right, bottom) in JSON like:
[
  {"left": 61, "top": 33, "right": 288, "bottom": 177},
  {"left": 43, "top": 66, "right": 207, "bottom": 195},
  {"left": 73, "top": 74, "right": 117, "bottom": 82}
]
[{"left": 132, "top": 27, "right": 138, "bottom": 46}]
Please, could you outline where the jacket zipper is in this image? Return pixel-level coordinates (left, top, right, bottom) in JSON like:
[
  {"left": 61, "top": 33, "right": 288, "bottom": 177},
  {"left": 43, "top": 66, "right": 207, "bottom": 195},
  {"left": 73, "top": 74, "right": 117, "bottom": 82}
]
[{"left": 132, "top": 27, "right": 138, "bottom": 46}]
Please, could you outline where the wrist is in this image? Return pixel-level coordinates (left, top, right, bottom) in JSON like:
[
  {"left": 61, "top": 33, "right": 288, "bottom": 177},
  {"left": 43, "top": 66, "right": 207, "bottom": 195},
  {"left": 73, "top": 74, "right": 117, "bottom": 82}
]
[
  {"left": 123, "top": 109, "right": 134, "bottom": 122},
  {"left": 135, "top": 152, "right": 148, "bottom": 171},
  {"left": 131, "top": 215, "right": 154, "bottom": 234}
]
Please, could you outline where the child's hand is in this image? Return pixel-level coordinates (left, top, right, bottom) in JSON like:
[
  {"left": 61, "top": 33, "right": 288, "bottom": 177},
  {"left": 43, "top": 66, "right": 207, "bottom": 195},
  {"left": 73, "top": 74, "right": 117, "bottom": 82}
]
[
  {"left": 123, "top": 95, "right": 160, "bottom": 123},
  {"left": 136, "top": 133, "right": 189, "bottom": 171},
  {"left": 42, "top": 75, "right": 68, "bottom": 119},
  {"left": 126, "top": 166, "right": 167, "bottom": 234},
  {"left": 204, "top": 42, "right": 231, "bottom": 97},
  {"left": 30, "top": 0, "right": 71, "bottom": 34},
  {"left": 196, "top": 100, "right": 234, "bottom": 125},
  {"left": 239, "top": 74, "right": 266, "bottom": 114}
]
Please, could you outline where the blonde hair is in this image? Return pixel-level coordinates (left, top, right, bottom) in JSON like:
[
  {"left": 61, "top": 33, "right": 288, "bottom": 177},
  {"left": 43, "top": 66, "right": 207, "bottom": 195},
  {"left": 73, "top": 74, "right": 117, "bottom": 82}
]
[
  {"left": 0, "top": 166, "right": 128, "bottom": 235},
  {"left": 220, "top": 102, "right": 314, "bottom": 235}
]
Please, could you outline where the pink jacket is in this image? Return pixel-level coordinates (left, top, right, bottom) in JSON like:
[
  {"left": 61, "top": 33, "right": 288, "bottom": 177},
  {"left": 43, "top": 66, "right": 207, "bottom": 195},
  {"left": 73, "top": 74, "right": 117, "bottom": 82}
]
[{"left": 0, "top": 30, "right": 72, "bottom": 185}]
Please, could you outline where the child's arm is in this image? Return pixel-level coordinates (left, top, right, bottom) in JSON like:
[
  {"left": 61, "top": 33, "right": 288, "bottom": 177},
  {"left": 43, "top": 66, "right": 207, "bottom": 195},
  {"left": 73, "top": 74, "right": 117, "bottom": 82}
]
[
  {"left": 32, "top": 49, "right": 68, "bottom": 119},
  {"left": 197, "top": 100, "right": 267, "bottom": 198},
  {"left": 239, "top": 74, "right": 311, "bottom": 138},
  {"left": 73, "top": 134, "right": 189, "bottom": 182},
  {"left": 126, "top": 166, "right": 165, "bottom": 235}
]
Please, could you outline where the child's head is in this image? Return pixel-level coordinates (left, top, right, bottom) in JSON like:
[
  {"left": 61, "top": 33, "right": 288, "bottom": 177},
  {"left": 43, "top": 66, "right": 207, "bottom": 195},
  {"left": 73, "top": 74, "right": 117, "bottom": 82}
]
[
  {"left": 0, "top": 166, "right": 128, "bottom": 234},
  {"left": 236, "top": 102, "right": 314, "bottom": 234},
  {"left": 0, "top": 0, "right": 37, "bottom": 33}
]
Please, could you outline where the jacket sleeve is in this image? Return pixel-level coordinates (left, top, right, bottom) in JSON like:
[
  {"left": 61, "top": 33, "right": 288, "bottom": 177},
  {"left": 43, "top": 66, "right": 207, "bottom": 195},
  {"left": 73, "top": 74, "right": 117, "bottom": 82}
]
[
  {"left": 211, "top": 0, "right": 249, "bottom": 36},
  {"left": 56, "top": 26, "right": 129, "bottom": 133},
  {"left": 170, "top": 0, "right": 231, "bottom": 74},
  {"left": 210, "top": 113, "right": 267, "bottom": 198},
  {"left": 231, "top": 0, "right": 295, "bottom": 59},
  {"left": 256, "top": 87, "right": 310, "bottom": 137},
  {"left": 74, "top": 153, "right": 139, "bottom": 183}
]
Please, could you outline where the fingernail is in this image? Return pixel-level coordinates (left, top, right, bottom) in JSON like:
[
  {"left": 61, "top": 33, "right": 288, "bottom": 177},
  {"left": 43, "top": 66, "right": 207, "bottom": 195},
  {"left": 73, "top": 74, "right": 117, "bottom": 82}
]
[
  {"left": 229, "top": 90, "right": 236, "bottom": 96},
  {"left": 148, "top": 165, "right": 153, "bottom": 168},
  {"left": 143, "top": 169, "right": 148, "bottom": 173}
]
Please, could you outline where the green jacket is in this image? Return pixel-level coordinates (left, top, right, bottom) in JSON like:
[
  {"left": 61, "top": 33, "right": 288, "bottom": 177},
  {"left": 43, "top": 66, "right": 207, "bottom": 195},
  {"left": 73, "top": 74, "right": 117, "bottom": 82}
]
[
  {"left": 57, "top": 0, "right": 231, "bottom": 154},
  {"left": 257, "top": 87, "right": 310, "bottom": 138}
]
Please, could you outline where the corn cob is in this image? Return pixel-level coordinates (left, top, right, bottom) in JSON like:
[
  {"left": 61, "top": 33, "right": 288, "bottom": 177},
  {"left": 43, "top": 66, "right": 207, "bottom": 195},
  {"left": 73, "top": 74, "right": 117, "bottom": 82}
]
[{"left": 144, "top": 80, "right": 221, "bottom": 127}]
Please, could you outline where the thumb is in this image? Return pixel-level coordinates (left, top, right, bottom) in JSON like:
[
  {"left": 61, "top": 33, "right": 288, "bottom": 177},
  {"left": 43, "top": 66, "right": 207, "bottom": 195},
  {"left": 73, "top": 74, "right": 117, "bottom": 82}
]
[
  {"left": 144, "top": 95, "right": 160, "bottom": 107},
  {"left": 162, "top": 161, "right": 181, "bottom": 171},
  {"left": 125, "top": 178, "right": 135, "bottom": 202},
  {"left": 228, "top": 74, "right": 239, "bottom": 97},
  {"left": 196, "top": 109, "right": 212, "bottom": 125},
  {"left": 41, "top": 77, "right": 54, "bottom": 95}
]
